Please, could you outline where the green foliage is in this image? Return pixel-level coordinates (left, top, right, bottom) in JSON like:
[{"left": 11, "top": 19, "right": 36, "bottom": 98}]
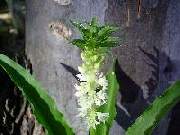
[
  {"left": 71, "top": 17, "right": 120, "bottom": 50},
  {"left": 0, "top": 54, "right": 74, "bottom": 135},
  {"left": 126, "top": 81, "right": 180, "bottom": 135},
  {"left": 91, "top": 61, "right": 119, "bottom": 135}
]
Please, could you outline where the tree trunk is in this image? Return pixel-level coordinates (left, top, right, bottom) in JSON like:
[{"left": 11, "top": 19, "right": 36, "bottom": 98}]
[{"left": 26, "top": 0, "right": 180, "bottom": 135}]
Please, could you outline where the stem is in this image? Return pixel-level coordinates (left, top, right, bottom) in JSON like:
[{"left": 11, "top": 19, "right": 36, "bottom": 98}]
[{"left": 90, "top": 128, "right": 95, "bottom": 135}]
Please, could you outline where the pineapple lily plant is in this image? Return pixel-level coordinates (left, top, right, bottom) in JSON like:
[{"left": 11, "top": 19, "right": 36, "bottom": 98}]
[
  {"left": 71, "top": 18, "right": 119, "bottom": 129},
  {"left": 0, "top": 18, "right": 180, "bottom": 135}
]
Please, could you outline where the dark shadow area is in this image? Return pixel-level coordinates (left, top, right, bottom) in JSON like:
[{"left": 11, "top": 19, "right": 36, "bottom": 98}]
[
  {"left": 0, "top": 59, "right": 24, "bottom": 134},
  {"left": 60, "top": 63, "right": 80, "bottom": 81},
  {"left": 165, "top": 59, "right": 180, "bottom": 135},
  {"left": 0, "top": 0, "right": 26, "bottom": 134},
  {"left": 167, "top": 102, "right": 180, "bottom": 135},
  {"left": 114, "top": 46, "right": 176, "bottom": 130},
  {"left": 138, "top": 46, "right": 159, "bottom": 96},
  {"left": 115, "top": 60, "right": 139, "bottom": 103},
  {"left": 0, "top": 68, "right": 22, "bottom": 135},
  {"left": 114, "top": 60, "right": 148, "bottom": 129}
]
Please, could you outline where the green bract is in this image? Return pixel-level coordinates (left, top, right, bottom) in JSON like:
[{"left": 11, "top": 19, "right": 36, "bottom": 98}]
[{"left": 71, "top": 17, "right": 119, "bottom": 50}]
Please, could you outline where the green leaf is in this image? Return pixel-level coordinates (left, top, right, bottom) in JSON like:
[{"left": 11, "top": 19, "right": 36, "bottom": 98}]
[
  {"left": 71, "top": 20, "right": 92, "bottom": 41},
  {"left": 126, "top": 81, "right": 180, "bottom": 135},
  {"left": 90, "top": 17, "right": 98, "bottom": 27},
  {"left": 89, "top": 17, "right": 98, "bottom": 34},
  {"left": 91, "top": 61, "right": 119, "bottom": 135},
  {"left": 0, "top": 54, "right": 74, "bottom": 135},
  {"left": 71, "top": 39, "right": 86, "bottom": 49},
  {"left": 100, "top": 37, "right": 120, "bottom": 47},
  {"left": 70, "top": 18, "right": 120, "bottom": 50},
  {"left": 98, "top": 26, "right": 119, "bottom": 39}
]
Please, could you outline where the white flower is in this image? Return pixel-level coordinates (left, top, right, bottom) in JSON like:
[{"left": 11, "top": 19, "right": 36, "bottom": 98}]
[
  {"left": 96, "top": 90, "right": 107, "bottom": 105},
  {"left": 76, "top": 73, "right": 86, "bottom": 82},
  {"left": 74, "top": 84, "right": 81, "bottom": 91},
  {"left": 75, "top": 91, "right": 82, "bottom": 97},
  {"left": 77, "top": 107, "right": 87, "bottom": 117},
  {"left": 74, "top": 51, "right": 109, "bottom": 129},
  {"left": 97, "top": 73, "right": 108, "bottom": 90},
  {"left": 95, "top": 98, "right": 101, "bottom": 106},
  {"left": 74, "top": 83, "right": 87, "bottom": 97},
  {"left": 78, "top": 96, "right": 93, "bottom": 109},
  {"left": 87, "top": 111, "right": 109, "bottom": 129},
  {"left": 87, "top": 110, "right": 100, "bottom": 129},
  {"left": 96, "top": 112, "right": 109, "bottom": 123}
]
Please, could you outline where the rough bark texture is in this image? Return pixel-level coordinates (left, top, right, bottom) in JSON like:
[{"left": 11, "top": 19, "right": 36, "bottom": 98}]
[{"left": 26, "top": 0, "right": 180, "bottom": 135}]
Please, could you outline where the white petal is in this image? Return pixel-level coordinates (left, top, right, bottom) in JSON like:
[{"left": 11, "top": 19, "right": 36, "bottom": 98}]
[
  {"left": 76, "top": 74, "right": 86, "bottom": 81},
  {"left": 95, "top": 98, "right": 101, "bottom": 106},
  {"left": 96, "top": 112, "right": 109, "bottom": 123},
  {"left": 74, "top": 84, "right": 81, "bottom": 90}
]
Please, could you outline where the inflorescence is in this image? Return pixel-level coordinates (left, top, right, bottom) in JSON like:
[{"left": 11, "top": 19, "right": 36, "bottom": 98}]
[{"left": 71, "top": 18, "right": 119, "bottom": 129}]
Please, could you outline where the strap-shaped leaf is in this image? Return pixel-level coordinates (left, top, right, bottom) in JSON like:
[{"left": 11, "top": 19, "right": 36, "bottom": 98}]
[
  {"left": 91, "top": 62, "right": 119, "bottom": 135},
  {"left": 0, "top": 54, "right": 74, "bottom": 135},
  {"left": 71, "top": 39, "right": 86, "bottom": 49},
  {"left": 97, "top": 26, "right": 119, "bottom": 40},
  {"left": 99, "top": 37, "right": 120, "bottom": 47},
  {"left": 126, "top": 81, "right": 180, "bottom": 135}
]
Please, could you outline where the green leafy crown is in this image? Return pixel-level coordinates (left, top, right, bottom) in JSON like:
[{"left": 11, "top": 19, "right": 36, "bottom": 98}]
[{"left": 71, "top": 17, "right": 120, "bottom": 50}]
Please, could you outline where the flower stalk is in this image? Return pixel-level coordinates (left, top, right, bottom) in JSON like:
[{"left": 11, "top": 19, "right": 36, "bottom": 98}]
[{"left": 71, "top": 17, "right": 119, "bottom": 130}]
